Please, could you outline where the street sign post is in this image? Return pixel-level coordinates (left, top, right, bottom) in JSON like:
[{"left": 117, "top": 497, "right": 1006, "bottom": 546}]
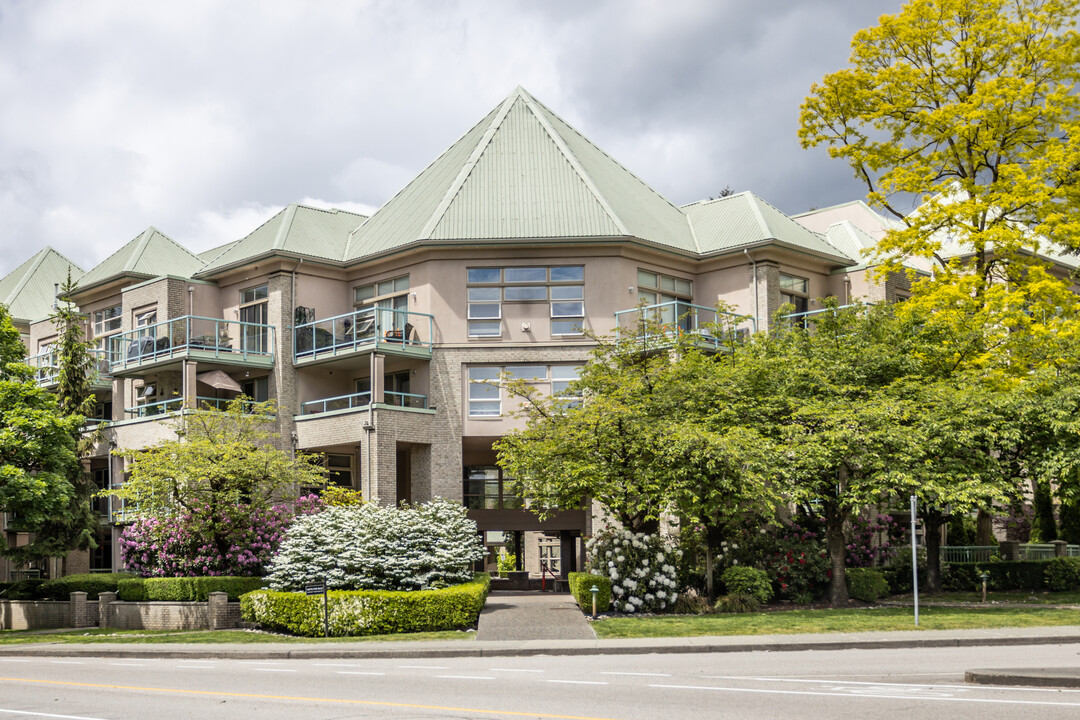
[{"left": 305, "top": 581, "right": 329, "bottom": 637}]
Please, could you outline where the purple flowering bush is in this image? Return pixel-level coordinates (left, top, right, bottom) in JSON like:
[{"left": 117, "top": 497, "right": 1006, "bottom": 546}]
[
  {"left": 845, "top": 513, "right": 901, "bottom": 568},
  {"left": 119, "top": 495, "right": 324, "bottom": 577}
]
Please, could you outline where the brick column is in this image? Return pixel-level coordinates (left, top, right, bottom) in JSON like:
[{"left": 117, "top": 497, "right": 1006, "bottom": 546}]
[
  {"left": 207, "top": 592, "right": 229, "bottom": 630},
  {"left": 70, "top": 592, "right": 88, "bottom": 628},
  {"left": 1052, "top": 540, "right": 1068, "bottom": 557},
  {"left": 98, "top": 591, "right": 116, "bottom": 629},
  {"left": 998, "top": 540, "right": 1020, "bottom": 561}
]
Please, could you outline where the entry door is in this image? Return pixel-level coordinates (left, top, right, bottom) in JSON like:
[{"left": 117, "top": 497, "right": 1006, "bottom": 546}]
[{"left": 396, "top": 447, "right": 412, "bottom": 505}]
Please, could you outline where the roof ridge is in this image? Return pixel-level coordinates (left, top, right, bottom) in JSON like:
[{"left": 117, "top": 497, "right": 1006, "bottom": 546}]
[
  {"left": 415, "top": 92, "right": 520, "bottom": 240},
  {"left": 272, "top": 204, "right": 299, "bottom": 250},
  {"left": 519, "top": 91, "right": 631, "bottom": 236},
  {"left": 744, "top": 193, "right": 775, "bottom": 241},
  {"left": 124, "top": 227, "right": 158, "bottom": 272},
  {"left": 4, "top": 247, "right": 50, "bottom": 306}
]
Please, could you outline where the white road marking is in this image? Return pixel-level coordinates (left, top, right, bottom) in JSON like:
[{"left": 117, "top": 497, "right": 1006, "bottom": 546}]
[
  {"left": 107, "top": 663, "right": 144, "bottom": 667},
  {"left": 397, "top": 665, "right": 448, "bottom": 670},
  {"left": 601, "top": 671, "right": 670, "bottom": 677},
  {"left": 253, "top": 668, "right": 297, "bottom": 673},
  {"left": 489, "top": 668, "right": 544, "bottom": 673},
  {"left": 649, "top": 683, "right": 1080, "bottom": 707},
  {"left": 48, "top": 662, "right": 83, "bottom": 665},
  {"left": 705, "top": 675, "right": 1080, "bottom": 695},
  {"left": 0, "top": 709, "right": 107, "bottom": 720},
  {"left": 436, "top": 675, "right": 494, "bottom": 680},
  {"left": 336, "top": 671, "right": 385, "bottom": 676},
  {"left": 547, "top": 680, "right": 608, "bottom": 686}
]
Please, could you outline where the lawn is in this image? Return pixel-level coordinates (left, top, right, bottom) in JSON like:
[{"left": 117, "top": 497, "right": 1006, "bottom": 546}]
[
  {"left": 0, "top": 628, "right": 474, "bottom": 645},
  {"left": 591, "top": 605, "right": 1080, "bottom": 639}
]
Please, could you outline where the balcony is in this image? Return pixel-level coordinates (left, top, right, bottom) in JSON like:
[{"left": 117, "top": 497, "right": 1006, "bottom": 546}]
[
  {"left": 298, "top": 390, "right": 428, "bottom": 416},
  {"left": 123, "top": 397, "right": 184, "bottom": 419},
  {"left": 110, "top": 315, "right": 275, "bottom": 375},
  {"left": 293, "top": 307, "right": 433, "bottom": 365},
  {"left": 27, "top": 348, "right": 112, "bottom": 389},
  {"left": 614, "top": 301, "right": 755, "bottom": 351}
]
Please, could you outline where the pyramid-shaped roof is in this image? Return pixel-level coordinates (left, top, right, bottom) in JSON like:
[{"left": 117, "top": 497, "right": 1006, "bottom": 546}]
[
  {"left": 343, "top": 87, "right": 695, "bottom": 262},
  {"left": 682, "top": 192, "right": 854, "bottom": 262},
  {"left": 197, "top": 204, "right": 367, "bottom": 276},
  {"left": 0, "top": 247, "right": 84, "bottom": 323},
  {"left": 75, "top": 227, "right": 204, "bottom": 292}
]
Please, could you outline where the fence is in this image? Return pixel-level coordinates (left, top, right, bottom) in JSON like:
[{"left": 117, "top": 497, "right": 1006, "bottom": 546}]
[{"left": 941, "top": 542, "right": 1080, "bottom": 563}]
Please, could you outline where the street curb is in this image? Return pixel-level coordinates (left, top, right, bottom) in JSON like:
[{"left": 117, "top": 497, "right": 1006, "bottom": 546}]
[
  {"left": 1, "top": 632, "right": 1078, "bottom": 660},
  {"left": 966, "top": 668, "right": 1080, "bottom": 688}
]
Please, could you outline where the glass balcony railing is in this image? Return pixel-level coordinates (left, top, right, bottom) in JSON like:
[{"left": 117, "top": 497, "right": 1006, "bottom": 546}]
[
  {"left": 124, "top": 397, "right": 185, "bottom": 419},
  {"left": 111, "top": 315, "right": 275, "bottom": 371},
  {"left": 26, "top": 348, "right": 112, "bottom": 387},
  {"left": 384, "top": 391, "right": 428, "bottom": 409},
  {"left": 784, "top": 303, "right": 866, "bottom": 329},
  {"left": 614, "top": 301, "right": 755, "bottom": 350},
  {"left": 300, "top": 391, "right": 372, "bottom": 415},
  {"left": 294, "top": 307, "right": 434, "bottom": 362}
]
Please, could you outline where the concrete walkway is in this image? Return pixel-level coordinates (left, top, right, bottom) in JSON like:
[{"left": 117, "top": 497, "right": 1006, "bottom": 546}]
[{"left": 475, "top": 590, "right": 595, "bottom": 641}]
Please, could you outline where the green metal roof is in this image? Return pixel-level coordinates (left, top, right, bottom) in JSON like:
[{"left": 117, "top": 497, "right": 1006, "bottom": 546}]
[
  {"left": 343, "top": 87, "right": 695, "bottom": 262},
  {"left": 683, "top": 192, "right": 855, "bottom": 262},
  {"left": 75, "top": 227, "right": 204, "bottom": 292},
  {"left": 0, "top": 247, "right": 84, "bottom": 323},
  {"left": 197, "top": 205, "right": 367, "bottom": 275}
]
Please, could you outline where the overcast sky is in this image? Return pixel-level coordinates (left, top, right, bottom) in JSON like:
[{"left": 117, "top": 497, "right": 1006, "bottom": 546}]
[{"left": 0, "top": 0, "right": 903, "bottom": 278}]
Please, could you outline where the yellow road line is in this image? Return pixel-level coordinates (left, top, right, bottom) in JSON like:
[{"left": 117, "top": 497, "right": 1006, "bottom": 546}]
[{"left": 0, "top": 676, "right": 625, "bottom": 720}]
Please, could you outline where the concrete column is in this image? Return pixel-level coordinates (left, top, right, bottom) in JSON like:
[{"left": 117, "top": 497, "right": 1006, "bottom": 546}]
[
  {"left": 70, "top": 591, "right": 88, "bottom": 628},
  {"left": 1052, "top": 540, "right": 1068, "bottom": 557},
  {"left": 98, "top": 591, "right": 116, "bottom": 629},
  {"left": 207, "top": 592, "right": 229, "bottom": 630},
  {"left": 998, "top": 540, "right": 1020, "bottom": 561},
  {"left": 181, "top": 360, "right": 197, "bottom": 409},
  {"left": 111, "top": 378, "right": 126, "bottom": 421},
  {"left": 371, "top": 354, "right": 386, "bottom": 404}
]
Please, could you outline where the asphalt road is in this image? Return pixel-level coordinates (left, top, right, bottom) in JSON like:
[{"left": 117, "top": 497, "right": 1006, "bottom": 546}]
[{"left": 2, "top": 643, "right": 1080, "bottom": 719}]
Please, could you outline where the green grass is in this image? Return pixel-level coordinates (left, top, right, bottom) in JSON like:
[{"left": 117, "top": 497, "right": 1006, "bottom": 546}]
[
  {"left": 888, "top": 590, "right": 1080, "bottom": 605},
  {"left": 0, "top": 628, "right": 474, "bottom": 645},
  {"left": 592, "top": 606, "right": 1080, "bottom": 639}
]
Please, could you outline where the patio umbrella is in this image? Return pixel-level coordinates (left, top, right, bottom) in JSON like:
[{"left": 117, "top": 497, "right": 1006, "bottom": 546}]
[{"left": 195, "top": 370, "right": 243, "bottom": 392}]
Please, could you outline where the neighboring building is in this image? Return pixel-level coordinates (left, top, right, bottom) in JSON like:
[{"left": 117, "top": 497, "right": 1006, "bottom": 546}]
[{"left": 5, "top": 87, "right": 1068, "bottom": 580}]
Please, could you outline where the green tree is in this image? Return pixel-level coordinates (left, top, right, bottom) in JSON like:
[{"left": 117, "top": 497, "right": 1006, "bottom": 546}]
[
  {"left": 800, "top": 0, "right": 1080, "bottom": 285},
  {"left": 112, "top": 399, "right": 326, "bottom": 563},
  {"left": 0, "top": 303, "right": 89, "bottom": 564}
]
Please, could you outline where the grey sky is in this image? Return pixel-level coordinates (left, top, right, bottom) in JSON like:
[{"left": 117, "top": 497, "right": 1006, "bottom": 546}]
[{"left": 0, "top": 0, "right": 902, "bottom": 278}]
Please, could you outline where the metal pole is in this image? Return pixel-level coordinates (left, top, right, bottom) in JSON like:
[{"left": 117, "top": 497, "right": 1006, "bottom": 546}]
[
  {"left": 323, "top": 576, "right": 329, "bottom": 638},
  {"left": 910, "top": 495, "right": 919, "bottom": 627}
]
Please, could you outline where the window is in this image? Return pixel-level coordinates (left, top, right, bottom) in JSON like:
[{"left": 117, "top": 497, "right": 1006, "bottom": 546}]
[
  {"left": 325, "top": 454, "right": 353, "bottom": 488},
  {"left": 466, "top": 266, "right": 584, "bottom": 337},
  {"left": 539, "top": 535, "right": 561, "bottom": 575},
  {"left": 134, "top": 308, "right": 157, "bottom": 338},
  {"left": 239, "top": 284, "right": 269, "bottom": 353},
  {"left": 463, "top": 466, "right": 522, "bottom": 510},
  {"left": 637, "top": 269, "right": 693, "bottom": 329},
  {"left": 467, "top": 363, "right": 584, "bottom": 417},
  {"left": 468, "top": 366, "right": 501, "bottom": 417},
  {"left": 240, "top": 376, "right": 269, "bottom": 403},
  {"left": 780, "top": 273, "right": 809, "bottom": 316},
  {"left": 355, "top": 276, "right": 409, "bottom": 335},
  {"left": 93, "top": 304, "right": 122, "bottom": 336}
]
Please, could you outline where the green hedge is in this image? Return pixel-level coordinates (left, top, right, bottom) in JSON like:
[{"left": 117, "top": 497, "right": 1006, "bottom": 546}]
[
  {"left": 846, "top": 568, "right": 889, "bottom": 602},
  {"left": 567, "top": 572, "right": 611, "bottom": 613},
  {"left": 39, "top": 573, "right": 136, "bottom": 600},
  {"left": 721, "top": 566, "right": 772, "bottom": 604},
  {"left": 117, "top": 576, "right": 268, "bottom": 602},
  {"left": 1044, "top": 557, "right": 1080, "bottom": 591},
  {"left": 240, "top": 573, "right": 491, "bottom": 637},
  {"left": 0, "top": 579, "right": 45, "bottom": 600},
  {"left": 940, "top": 561, "right": 1048, "bottom": 592}
]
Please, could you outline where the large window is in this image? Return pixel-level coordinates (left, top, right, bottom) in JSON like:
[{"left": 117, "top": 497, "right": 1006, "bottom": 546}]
[
  {"left": 355, "top": 275, "right": 409, "bottom": 335},
  {"left": 93, "top": 305, "right": 122, "bottom": 336},
  {"left": 467, "top": 363, "right": 583, "bottom": 417},
  {"left": 466, "top": 266, "right": 584, "bottom": 337},
  {"left": 239, "top": 284, "right": 268, "bottom": 353},
  {"left": 637, "top": 269, "right": 693, "bottom": 329},
  {"left": 780, "top": 273, "right": 809, "bottom": 316},
  {"left": 463, "top": 466, "right": 522, "bottom": 510}
]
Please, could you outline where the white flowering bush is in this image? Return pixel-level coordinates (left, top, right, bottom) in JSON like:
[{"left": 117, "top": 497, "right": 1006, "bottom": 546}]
[
  {"left": 264, "top": 499, "right": 485, "bottom": 591},
  {"left": 586, "top": 526, "right": 680, "bottom": 613}
]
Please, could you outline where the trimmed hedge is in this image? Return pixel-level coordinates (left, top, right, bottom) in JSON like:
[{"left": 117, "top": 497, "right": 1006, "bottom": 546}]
[
  {"left": 240, "top": 573, "right": 491, "bottom": 637},
  {"left": 846, "top": 568, "right": 889, "bottom": 602},
  {"left": 118, "top": 576, "right": 268, "bottom": 602},
  {"left": 0, "top": 579, "right": 45, "bottom": 600},
  {"left": 721, "top": 566, "right": 772, "bottom": 604},
  {"left": 567, "top": 572, "right": 611, "bottom": 613},
  {"left": 940, "top": 561, "right": 1048, "bottom": 592},
  {"left": 39, "top": 573, "right": 136, "bottom": 600},
  {"left": 1044, "top": 557, "right": 1080, "bottom": 591}
]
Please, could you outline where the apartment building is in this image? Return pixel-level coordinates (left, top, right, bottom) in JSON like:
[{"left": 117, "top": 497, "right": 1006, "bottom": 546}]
[{"left": 3, "top": 86, "right": 957, "bottom": 580}]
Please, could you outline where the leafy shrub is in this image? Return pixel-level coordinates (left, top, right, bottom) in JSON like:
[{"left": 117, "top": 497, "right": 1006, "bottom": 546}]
[
  {"left": 265, "top": 499, "right": 485, "bottom": 592},
  {"left": 882, "top": 547, "right": 926, "bottom": 594},
  {"left": 1044, "top": 557, "right": 1080, "bottom": 591},
  {"left": 935, "top": 560, "right": 1048, "bottom": 591},
  {"left": 240, "top": 574, "right": 490, "bottom": 637},
  {"left": 720, "top": 566, "right": 772, "bottom": 604},
  {"left": 587, "top": 527, "right": 679, "bottom": 613},
  {"left": 846, "top": 514, "right": 901, "bottom": 567},
  {"left": 0, "top": 579, "right": 45, "bottom": 600},
  {"left": 846, "top": 568, "right": 889, "bottom": 602},
  {"left": 117, "top": 576, "right": 267, "bottom": 601},
  {"left": 120, "top": 495, "right": 324, "bottom": 577},
  {"left": 715, "top": 592, "right": 761, "bottom": 614},
  {"left": 39, "top": 573, "right": 136, "bottom": 600},
  {"left": 942, "top": 562, "right": 980, "bottom": 591},
  {"left": 672, "top": 588, "right": 713, "bottom": 615},
  {"left": 567, "top": 572, "right": 611, "bottom": 613},
  {"left": 761, "top": 519, "right": 830, "bottom": 603}
]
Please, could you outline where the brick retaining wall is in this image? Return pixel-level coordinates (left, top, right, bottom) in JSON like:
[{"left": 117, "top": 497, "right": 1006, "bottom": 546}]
[{"left": 0, "top": 592, "right": 239, "bottom": 631}]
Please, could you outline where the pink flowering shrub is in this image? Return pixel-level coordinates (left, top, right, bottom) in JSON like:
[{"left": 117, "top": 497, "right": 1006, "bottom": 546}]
[
  {"left": 119, "top": 495, "right": 324, "bottom": 577},
  {"left": 845, "top": 513, "right": 901, "bottom": 568}
]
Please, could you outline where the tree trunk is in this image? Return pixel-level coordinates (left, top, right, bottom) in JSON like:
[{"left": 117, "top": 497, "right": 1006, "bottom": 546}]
[
  {"left": 975, "top": 508, "right": 995, "bottom": 546},
  {"left": 826, "top": 516, "right": 849, "bottom": 606},
  {"left": 704, "top": 544, "right": 715, "bottom": 602},
  {"left": 923, "top": 507, "right": 943, "bottom": 595}
]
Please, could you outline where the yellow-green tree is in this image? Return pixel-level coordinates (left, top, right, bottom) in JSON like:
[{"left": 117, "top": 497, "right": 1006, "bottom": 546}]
[{"left": 800, "top": 0, "right": 1080, "bottom": 291}]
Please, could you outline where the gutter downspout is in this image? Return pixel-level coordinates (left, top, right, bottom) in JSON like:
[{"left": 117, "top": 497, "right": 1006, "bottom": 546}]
[{"left": 744, "top": 249, "right": 759, "bottom": 332}]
